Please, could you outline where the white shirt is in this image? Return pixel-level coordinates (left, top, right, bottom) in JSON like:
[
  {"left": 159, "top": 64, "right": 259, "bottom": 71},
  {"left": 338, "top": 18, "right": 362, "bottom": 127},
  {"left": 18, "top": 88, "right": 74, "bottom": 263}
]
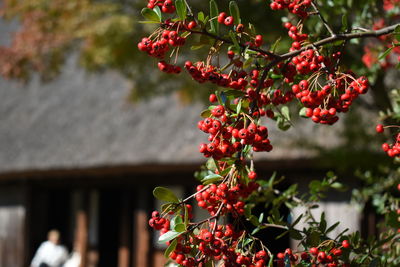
[{"left": 31, "top": 241, "right": 69, "bottom": 267}]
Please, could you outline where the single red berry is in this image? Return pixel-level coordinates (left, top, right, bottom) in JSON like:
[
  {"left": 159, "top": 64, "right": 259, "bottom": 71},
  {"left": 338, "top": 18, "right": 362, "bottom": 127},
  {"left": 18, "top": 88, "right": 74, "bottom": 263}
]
[
  {"left": 209, "top": 94, "right": 217, "bottom": 103},
  {"left": 248, "top": 171, "right": 257, "bottom": 180},
  {"left": 236, "top": 23, "right": 244, "bottom": 32},
  {"left": 309, "top": 247, "right": 318, "bottom": 255},
  {"left": 217, "top": 12, "right": 227, "bottom": 24},
  {"left": 224, "top": 16, "right": 234, "bottom": 26},
  {"left": 227, "top": 50, "right": 235, "bottom": 59},
  {"left": 333, "top": 248, "right": 342, "bottom": 256},
  {"left": 376, "top": 124, "right": 384, "bottom": 133},
  {"left": 187, "top": 20, "right": 197, "bottom": 30},
  {"left": 342, "top": 240, "right": 350, "bottom": 249}
]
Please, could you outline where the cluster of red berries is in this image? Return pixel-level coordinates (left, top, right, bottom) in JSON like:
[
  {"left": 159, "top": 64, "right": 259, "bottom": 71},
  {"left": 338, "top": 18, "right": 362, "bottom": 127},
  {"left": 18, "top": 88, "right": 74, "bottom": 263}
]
[
  {"left": 198, "top": 108, "right": 273, "bottom": 159},
  {"left": 257, "top": 89, "right": 295, "bottom": 107},
  {"left": 270, "top": 0, "right": 312, "bottom": 18},
  {"left": 376, "top": 124, "right": 400, "bottom": 157},
  {"left": 276, "top": 241, "right": 350, "bottom": 267},
  {"left": 284, "top": 23, "right": 309, "bottom": 42},
  {"left": 158, "top": 60, "right": 181, "bottom": 74},
  {"left": 185, "top": 61, "right": 249, "bottom": 90},
  {"left": 137, "top": 37, "right": 168, "bottom": 58},
  {"left": 293, "top": 75, "right": 369, "bottom": 124},
  {"left": 291, "top": 49, "right": 324, "bottom": 74},
  {"left": 217, "top": 12, "right": 234, "bottom": 26},
  {"left": 148, "top": 211, "right": 170, "bottom": 234},
  {"left": 195, "top": 182, "right": 259, "bottom": 216},
  {"left": 147, "top": 0, "right": 175, "bottom": 13},
  {"left": 168, "top": 223, "right": 271, "bottom": 266},
  {"left": 137, "top": 28, "right": 186, "bottom": 58},
  {"left": 382, "top": 135, "right": 400, "bottom": 157}
]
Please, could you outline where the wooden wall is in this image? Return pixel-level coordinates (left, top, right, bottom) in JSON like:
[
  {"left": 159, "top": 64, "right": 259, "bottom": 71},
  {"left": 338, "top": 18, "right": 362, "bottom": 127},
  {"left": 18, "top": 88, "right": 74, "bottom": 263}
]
[{"left": 0, "top": 186, "right": 26, "bottom": 267}]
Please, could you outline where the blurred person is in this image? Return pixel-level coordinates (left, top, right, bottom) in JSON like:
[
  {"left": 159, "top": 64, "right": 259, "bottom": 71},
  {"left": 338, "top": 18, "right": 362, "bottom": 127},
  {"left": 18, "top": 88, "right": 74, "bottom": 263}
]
[
  {"left": 63, "top": 251, "right": 81, "bottom": 267},
  {"left": 31, "top": 229, "right": 69, "bottom": 267}
]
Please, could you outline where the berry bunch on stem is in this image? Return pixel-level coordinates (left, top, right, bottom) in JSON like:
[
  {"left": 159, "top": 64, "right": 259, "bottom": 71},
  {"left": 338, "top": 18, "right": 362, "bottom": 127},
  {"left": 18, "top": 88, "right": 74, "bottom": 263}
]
[{"left": 139, "top": 0, "right": 400, "bottom": 266}]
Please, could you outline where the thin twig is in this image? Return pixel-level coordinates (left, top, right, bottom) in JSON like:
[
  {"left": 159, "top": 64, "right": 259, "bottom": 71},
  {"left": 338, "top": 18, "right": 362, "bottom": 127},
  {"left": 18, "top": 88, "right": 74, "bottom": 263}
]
[
  {"left": 311, "top": 1, "right": 336, "bottom": 37},
  {"left": 188, "top": 29, "right": 279, "bottom": 59},
  {"left": 279, "top": 23, "right": 400, "bottom": 61}
]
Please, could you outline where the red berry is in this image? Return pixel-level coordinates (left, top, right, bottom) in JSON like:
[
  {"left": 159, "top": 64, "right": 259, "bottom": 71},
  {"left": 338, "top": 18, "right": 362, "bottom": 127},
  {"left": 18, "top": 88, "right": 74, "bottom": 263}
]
[
  {"left": 227, "top": 50, "right": 235, "bottom": 59},
  {"left": 236, "top": 23, "right": 244, "bottom": 32},
  {"left": 187, "top": 21, "right": 197, "bottom": 29},
  {"left": 224, "top": 16, "right": 234, "bottom": 26},
  {"left": 342, "top": 239, "right": 350, "bottom": 248},
  {"left": 217, "top": 12, "right": 227, "bottom": 24},
  {"left": 209, "top": 94, "right": 217, "bottom": 103},
  {"left": 248, "top": 171, "right": 257, "bottom": 180},
  {"left": 309, "top": 247, "right": 318, "bottom": 255},
  {"left": 376, "top": 124, "right": 384, "bottom": 133}
]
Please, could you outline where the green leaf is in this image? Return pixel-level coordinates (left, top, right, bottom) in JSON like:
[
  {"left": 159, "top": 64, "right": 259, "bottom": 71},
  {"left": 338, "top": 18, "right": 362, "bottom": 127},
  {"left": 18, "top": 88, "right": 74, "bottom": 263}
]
[
  {"left": 161, "top": 203, "right": 176, "bottom": 213},
  {"left": 222, "top": 89, "right": 245, "bottom": 98},
  {"left": 281, "top": 106, "right": 290, "bottom": 121},
  {"left": 251, "top": 227, "right": 260, "bottom": 235},
  {"left": 277, "top": 117, "right": 291, "bottom": 131},
  {"left": 138, "top": 21, "right": 161, "bottom": 24},
  {"left": 236, "top": 99, "right": 242, "bottom": 114},
  {"left": 289, "top": 229, "right": 303, "bottom": 240},
  {"left": 320, "top": 212, "right": 327, "bottom": 232},
  {"left": 158, "top": 230, "right": 181, "bottom": 243},
  {"left": 276, "top": 230, "right": 288, "bottom": 240},
  {"left": 271, "top": 37, "right": 281, "bottom": 53},
  {"left": 201, "top": 173, "right": 223, "bottom": 184},
  {"left": 141, "top": 7, "right": 161, "bottom": 22},
  {"left": 299, "top": 107, "right": 308, "bottom": 118},
  {"left": 291, "top": 214, "right": 303, "bottom": 227},
  {"left": 259, "top": 212, "right": 264, "bottom": 223},
  {"left": 229, "top": 1, "right": 241, "bottom": 24},
  {"left": 200, "top": 109, "right": 211, "bottom": 118},
  {"left": 174, "top": 223, "right": 186, "bottom": 232},
  {"left": 242, "top": 238, "right": 253, "bottom": 247},
  {"left": 326, "top": 221, "right": 340, "bottom": 234},
  {"left": 394, "top": 24, "right": 400, "bottom": 34},
  {"left": 307, "top": 230, "right": 320, "bottom": 246},
  {"left": 153, "top": 6, "right": 162, "bottom": 21},
  {"left": 229, "top": 31, "right": 240, "bottom": 51},
  {"left": 331, "top": 182, "right": 346, "bottom": 191},
  {"left": 153, "top": 187, "right": 179, "bottom": 203},
  {"left": 378, "top": 47, "right": 394, "bottom": 60},
  {"left": 206, "top": 158, "right": 218, "bottom": 170},
  {"left": 309, "top": 180, "right": 321, "bottom": 191},
  {"left": 170, "top": 215, "right": 183, "bottom": 230},
  {"left": 271, "top": 73, "right": 283, "bottom": 79},
  {"left": 191, "top": 45, "right": 206, "bottom": 50},
  {"left": 198, "top": 11, "right": 205, "bottom": 23},
  {"left": 175, "top": 0, "right": 187, "bottom": 21},
  {"left": 209, "top": 0, "right": 219, "bottom": 34},
  {"left": 164, "top": 239, "right": 177, "bottom": 258},
  {"left": 341, "top": 14, "right": 348, "bottom": 31},
  {"left": 248, "top": 23, "right": 256, "bottom": 35},
  {"left": 249, "top": 215, "right": 260, "bottom": 226},
  {"left": 386, "top": 211, "right": 400, "bottom": 228}
]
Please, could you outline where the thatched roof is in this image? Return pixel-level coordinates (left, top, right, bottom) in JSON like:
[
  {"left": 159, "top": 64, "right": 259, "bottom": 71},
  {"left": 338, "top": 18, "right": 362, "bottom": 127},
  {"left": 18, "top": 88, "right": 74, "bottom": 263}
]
[{"left": 0, "top": 21, "right": 349, "bottom": 176}]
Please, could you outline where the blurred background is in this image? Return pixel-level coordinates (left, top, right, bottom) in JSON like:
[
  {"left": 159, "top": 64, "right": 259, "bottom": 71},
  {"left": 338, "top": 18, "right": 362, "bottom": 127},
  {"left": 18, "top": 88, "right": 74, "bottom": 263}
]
[{"left": 0, "top": 0, "right": 397, "bottom": 266}]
